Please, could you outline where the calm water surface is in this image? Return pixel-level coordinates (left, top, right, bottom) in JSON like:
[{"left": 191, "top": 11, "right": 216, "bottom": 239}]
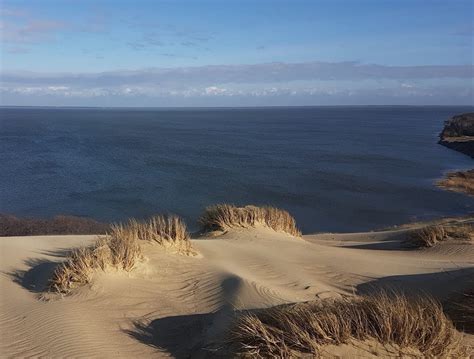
[{"left": 1, "top": 106, "right": 473, "bottom": 233}]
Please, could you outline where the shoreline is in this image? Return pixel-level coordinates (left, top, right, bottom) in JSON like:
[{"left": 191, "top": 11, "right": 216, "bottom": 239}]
[
  {"left": 439, "top": 137, "right": 474, "bottom": 159},
  {"left": 437, "top": 113, "right": 474, "bottom": 197}
]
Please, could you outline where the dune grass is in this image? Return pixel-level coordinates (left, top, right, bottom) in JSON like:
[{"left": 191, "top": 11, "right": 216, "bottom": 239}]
[
  {"left": 408, "top": 223, "right": 473, "bottom": 247},
  {"left": 199, "top": 204, "right": 301, "bottom": 237},
  {"left": 231, "top": 292, "right": 463, "bottom": 358},
  {"left": 48, "top": 214, "right": 193, "bottom": 294},
  {"left": 126, "top": 215, "right": 194, "bottom": 255},
  {"left": 444, "top": 286, "right": 474, "bottom": 335},
  {"left": 48, "top": 225, "right": 142, "bottom": 294}
]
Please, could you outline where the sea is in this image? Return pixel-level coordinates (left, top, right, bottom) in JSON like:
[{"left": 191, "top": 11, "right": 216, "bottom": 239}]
[{"left": 1, "top": 106, "right": 473, "bottom": 233}]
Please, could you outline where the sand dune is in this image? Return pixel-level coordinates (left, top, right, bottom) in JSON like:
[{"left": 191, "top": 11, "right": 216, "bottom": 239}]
[{"left": 1, "top": 225, "right": 473, "bottom": 357}]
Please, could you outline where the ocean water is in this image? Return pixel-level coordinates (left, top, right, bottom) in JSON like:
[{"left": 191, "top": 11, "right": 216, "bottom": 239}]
[{"left": 1, "top": 106, "right": 473, "bottom": 233}]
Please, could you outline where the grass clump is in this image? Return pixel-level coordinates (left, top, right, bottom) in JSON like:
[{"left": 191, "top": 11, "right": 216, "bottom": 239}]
[
  {"left": 49, "top": 214, "right": 194, "bottom": 294},
  {"left": 408, "top": 223, "right": 473, "bottom": 247},
  {"left": 199, "top": 204, "right": 301, "bottom": 237},
  {"left": 408, "top": 224, "right": 446, "bottom": 248},
  {"left": 231, "top": 292, "right": 462, "bottom": 358},
  {"left": 127, "top": 215, "right": 194, "bottom": 255},
  {"left": 49, "top": 225, "right": 142, "bottom": 294}
]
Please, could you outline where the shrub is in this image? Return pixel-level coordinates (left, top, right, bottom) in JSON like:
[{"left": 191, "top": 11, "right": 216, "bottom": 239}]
[
  {"left": 231, "top": 292, "right": 462, "bottom": 358},
  {"left": 408, "top": 225, "right": 446, "bottom": 247},
  {"left": 199, "top": 204, "right": 301, "bottom": 237},
  {"left": 446, "top": 224, "right": 474, "bottom": 241},
  {"left": 408, "top": 223, "right": 473, "bottom": 247},
  {"left": 0, "top": 214, "right": 109, "bottom": 236}
]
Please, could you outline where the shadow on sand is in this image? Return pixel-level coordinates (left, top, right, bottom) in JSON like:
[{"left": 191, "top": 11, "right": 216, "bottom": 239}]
[
  {"left": 356, "top": 267, "right": 474, "bottom": 298},
  {"left": 124, "top": 308, "right": 237, "bottom": 359},
  {"left": 4, "top": 248, "right": 72, "bottom": 293},
  {"left": 125, "top": 273, "right": 245, "bottom": 357},
  {"left": 343, "top": 240, "right": 413, "bottom": 251},
  {"left": 357, "top": 267, "right": 474, "bottom": 334},
  {"left": 125, "top": 267, "right": 474, "bottom": 357}
]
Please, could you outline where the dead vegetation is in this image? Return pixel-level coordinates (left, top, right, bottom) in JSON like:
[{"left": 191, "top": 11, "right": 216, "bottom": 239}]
[
  {"left": 48, "top": 215, "right": 194, "bottom": 294},
  {"left": 126, "top": 215, "right": 194, "bottom": 255},
  {"left": 199, "top": 204, "right": 301, "bottom": 237},
  {"left": 408, "top": 223, "right": 473, "bottom": 247},
  {"left": 231, "top": 292, "right": 463, "bottom": 358},
  {"left": 48, "top": 226, "right": 142, "bottom": 294},
  {"left": 0, "top": 214, "right": 109, "bottom": 236},
  {"left": 437, "top": 169, "right": 474, "bottom": 196},
  {"left": 444, "top": 285, "right": 474, "bottom": 335}
]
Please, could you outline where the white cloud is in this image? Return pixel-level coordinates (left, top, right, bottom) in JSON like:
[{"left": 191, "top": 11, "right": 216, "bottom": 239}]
[
  {"left": 2, "top": 61, "right": 472, "bottom": 88},
  {"left": 204, "top": 86, "right": 227, "bottom": 95},
  {"left": 1, "top": 61, "right": 472, "bottom": 106}
]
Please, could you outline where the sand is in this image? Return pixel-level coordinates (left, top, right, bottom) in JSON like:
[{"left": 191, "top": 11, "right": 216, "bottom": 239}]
[{"left": 1, "top": 225, "right": 473, "bottom": 357}]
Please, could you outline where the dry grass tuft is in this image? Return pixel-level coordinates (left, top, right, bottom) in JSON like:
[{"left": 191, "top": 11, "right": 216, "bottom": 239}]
[
  {"left": 199, "top": 204, "right": 301, "bottom": 237},
  {"left": 437, "top": 169, "right": 474, "bottom": 196},
  {"left": 126, "top": 215, "right": 194, "bottom": 255},
  {"left": 49, "top": 227, "right": 142, "bottom": 294},
  {"left": 408, "top": 223, "right": 473, "bottom": 247},
  {"left": 49, "top": 214, "right": 194, "bottom": 293},
  {"left": 444, "top": 286, "right": 474, "bottom": 334},
  {"left": 231, "top": 292, "right": 463, "bottom": 358},
  {"left": 408, "top": 224, "right": 447, "bottom": 248}
]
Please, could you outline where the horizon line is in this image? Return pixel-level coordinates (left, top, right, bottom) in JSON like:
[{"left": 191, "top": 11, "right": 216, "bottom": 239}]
[{"left": 2, "top": 104, "right": 474, "bottom": 110}]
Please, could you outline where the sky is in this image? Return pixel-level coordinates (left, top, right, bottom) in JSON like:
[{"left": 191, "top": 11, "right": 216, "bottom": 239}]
[{"left": 0, "top": 0, "right": 473, "bottom": 107}]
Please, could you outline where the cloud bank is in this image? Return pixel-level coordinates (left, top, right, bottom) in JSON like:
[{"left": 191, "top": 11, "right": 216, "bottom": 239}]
[{"left": 1, "top": 61, "right": 473, "bottom": 106}]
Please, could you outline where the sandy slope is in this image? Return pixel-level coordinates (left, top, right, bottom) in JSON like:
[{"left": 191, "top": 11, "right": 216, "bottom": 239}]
[{"left": 1, "top": 226, "right": 473, "bottom": 358}]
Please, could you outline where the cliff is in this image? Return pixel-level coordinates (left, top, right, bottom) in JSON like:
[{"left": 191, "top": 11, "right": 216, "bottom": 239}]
[{"left": 439, "top": 113, "right": 474, "bottom": 158}]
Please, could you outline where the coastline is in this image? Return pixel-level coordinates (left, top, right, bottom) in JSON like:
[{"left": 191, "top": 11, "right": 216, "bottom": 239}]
[
  {"left": 437, "top": 112, "right": 474, "bottom": 196},
  {"left": 439, "top": 137, "right": 474, "bottom": 159},
  {"left": 1, "top": 111, "right": 473, "bottom": 357}
]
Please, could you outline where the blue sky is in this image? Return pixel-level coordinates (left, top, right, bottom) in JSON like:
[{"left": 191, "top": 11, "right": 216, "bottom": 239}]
[{"left": 1, "top": 0, "right": 472, "bottom": 106}]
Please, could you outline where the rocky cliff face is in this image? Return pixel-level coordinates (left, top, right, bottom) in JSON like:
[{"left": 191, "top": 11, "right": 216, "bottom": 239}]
[
  {"left": 440, "top": 113, "right": 474, "bottom": 138},
  {"left": 439, "top": 113, "right": 474, "bottom": 158}
]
